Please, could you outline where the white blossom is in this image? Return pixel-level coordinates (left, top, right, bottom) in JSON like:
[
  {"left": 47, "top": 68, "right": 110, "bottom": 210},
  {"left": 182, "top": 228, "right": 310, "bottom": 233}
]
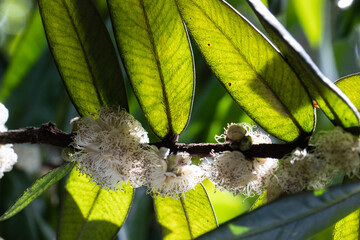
[
  {"left": 145, "top": 147, "right": 206, "bottom": 198},
  {"left": 204, "top": 123, "right": 277, "bottom": 197},
  {"left": 70, "top": 107, "right": 150, "bottom": 190},
  {"left": 276, "top": 127, "right": 360, "bottom": 193},
  {"left": 0, "top": 103, "right": 17, "bottom": 179}
]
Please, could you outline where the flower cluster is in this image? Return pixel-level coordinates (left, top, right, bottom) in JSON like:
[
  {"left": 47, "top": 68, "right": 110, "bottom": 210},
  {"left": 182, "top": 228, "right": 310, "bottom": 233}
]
[
  {"left": 203, "top": 123, "right": 278, "bottom": 197},
  {"left": 70, "top": 107, "right": 205, "bottom": 197},
  {"left": 276, "top": 127, "right": 360, "bottom": 193},
  {"left": 0, "top": 103, "right": 17, "bottom": 179}
]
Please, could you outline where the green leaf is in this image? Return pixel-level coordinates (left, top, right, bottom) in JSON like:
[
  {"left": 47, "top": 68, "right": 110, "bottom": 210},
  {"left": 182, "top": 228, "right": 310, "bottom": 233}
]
[
  {"left": 292, "top": 0, "right": 325, "bottom": 47},
  {"left": 0, "top": 9, "right": 47, "bottom": 101},
  {"left": 108, "top": 0, "right": 195, "bottom": 138},
  {"left": 154, "top": 183, "right": 218, "bottom": 239},
  {"left": 197, "top": 181, "right": 360, "bottom": 240},
  {"left": 0, "top": 162, "right": 74, "bottom": 221},
  {"left": 335, "top": 74, "right": 360, "bottom": 112},
  {"left": 247, "top": 0, "right": 360, "bottom": 129},
  {"left": 333, "top": 209, "right": 360, "bottom": 240},
  {"left": 58, "top": 167, "right": 134, "bottom": 240},
  {"left": 175, "top": 0, "right": 314, "bottom": 142},
  {"left": 38, "top": 0, "right": 128, "bottom": 116}
]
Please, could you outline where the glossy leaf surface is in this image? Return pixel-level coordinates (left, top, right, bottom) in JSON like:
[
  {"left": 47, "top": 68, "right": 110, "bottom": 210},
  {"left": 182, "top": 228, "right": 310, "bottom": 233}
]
[
  {"left": 176, "top": 0, "right": 314, "bottom": 142},
  {"left": 0, "top": 9, "right": 47, "bottom": 101},
  {"left": 335, "top": 74, "right": 360, "bottom": 112},
  {"left": 39, "top": 0, "right": 128, "bottom": 116},
  {"left": 108, "top": 0, "right": 194, "bottom": 138},
  {"left": 0, "top": 162, "right": 74, "bottom": 221},
  {"left": 198, "top": 182, "right": 360, "bottom": 240},
  {"left": 58, "top": 167, "right": 133, "bottom": 240},
  {"left": 247, "top": 0, "right": 360, "bottom": 129},
  {"left": 154, "top": 183, "right": 218, "bottom": 239}
]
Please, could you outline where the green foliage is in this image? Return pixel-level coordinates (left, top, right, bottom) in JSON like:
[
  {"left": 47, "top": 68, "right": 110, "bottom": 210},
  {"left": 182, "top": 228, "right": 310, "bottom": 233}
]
[
  {"left": 333, "top": 209, "right": 360, "bottom": 239},
  {"left": 154, "top": 183, "right": 217, "bottom": 239},
  {"left": 247, "top": 0, "right": 360, "bottom": 129},
  {"left": 108, "top": 0, "right": 194, "bottom": 139},
  {"left": 198, "top": 182, "right": 360, "bottom": 240},
  {"left": 57, "top": 167, "right": 133, "bottom": 240},
  {"left": 0, "top": 162, "right": 74, "bottom": 221},
  {"left": 0, "top": 9, "right": 46, "bottom": 101},
  {"left": 336, "top": 74, "right": 360, "bottom": 112},
  {"left": 176, "top": 0, "right": 315, "bottom": 142},
  {"left": 38, "top": 0, "right": 128, "bottom": 116}
]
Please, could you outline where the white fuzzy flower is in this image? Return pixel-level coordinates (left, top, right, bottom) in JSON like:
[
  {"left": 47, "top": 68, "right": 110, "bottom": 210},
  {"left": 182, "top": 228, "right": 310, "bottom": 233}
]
[
  {"left": 203, "top": 151, "right": 278, "bottom": 197},
  {"left": 70, "top": 107, "right": 150, "bottom": 190},
  {"left": 0, "top": 103, "right": 17, "bottom": 179},
  {"left": 276, "top": 127, "right": 360, "bottom": 193},
  {"left": 146, "top": 147, "right": 206, "bottom": 198}
]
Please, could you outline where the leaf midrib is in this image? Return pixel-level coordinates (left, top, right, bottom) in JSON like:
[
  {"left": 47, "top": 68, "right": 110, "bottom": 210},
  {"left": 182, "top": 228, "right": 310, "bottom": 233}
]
[
  {"left": 186, "top": 0, "right": 302, "bottom": 131},
  {"left": 139, "top": 0, "right": 174, "bottom": 134},
  {"left": 61, "top": 0, "right": 103, "bottom": 108},
  {"left": 76, "top": 189, "right": 102, "bottom": 240},
  {"left": 180, "top": 196, "right": 194, "bottom": 239}
]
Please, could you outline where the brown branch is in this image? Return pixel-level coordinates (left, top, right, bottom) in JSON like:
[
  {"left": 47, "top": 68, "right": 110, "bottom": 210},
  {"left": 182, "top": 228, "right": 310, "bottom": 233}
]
[{"left": 0, "top": 122, "right": 305, "bottom": 158}]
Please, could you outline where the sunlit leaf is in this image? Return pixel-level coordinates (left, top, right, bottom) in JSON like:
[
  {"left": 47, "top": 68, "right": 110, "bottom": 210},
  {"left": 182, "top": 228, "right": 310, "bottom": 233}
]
[
  {"left": 57, "top": 167, "right": 133, "bottom": 240},
  {"left": 108, "top": 0, "right": 194, "bottom": 139},
  {"left": 335, "top": 74, "right": 360, "bottom": 112},
  {"left": 197, "top": 181, "right": 360, "bottom": 240},
  {"left": 247, "top": 0, "right": 360, "bottom": 129},
  {"left": 292, "top": 0, "right": 325, "bottom": 47},
  {"left": 333, "top": 209, "right": 360, "bottom": 240},
  {"left": 176, "top": 0, "right": 315, "bottom": 142},
  {"left": 38, "top": 0, "right": 128, "bottom": 116},
  {"left": 0, "top": 9, "right": 46, "bottom": 101},
  {"left": 154, "top": 183, "right": 218, "bottom": 239},
  {"left": 0, "top": 162, "right": 74, "bottom": 221}
]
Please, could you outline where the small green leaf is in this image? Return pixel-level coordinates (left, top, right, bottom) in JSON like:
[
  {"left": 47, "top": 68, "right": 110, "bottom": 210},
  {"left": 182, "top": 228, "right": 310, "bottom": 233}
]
[
  {"left": 39, "top": 0, "right": 128, "bottom": 116},
  {"left": 0, "top": 9, "right": 47, "bottom": 101},
  {"left": 197, "top": 181, "right": 360, "bottom": 240},
  {"left": 57, "top": 167, "right": 134, "bottom": 240},
  {"left": 247, "top": 0, "right": 360, "bottom": 129},
  {"left": 333, "top": 209, "right": 360, "bottom": 240},
  {"left": 176, "top": 0, "right": 315, "bottom": 142},
  {"left": 154, "top": 183, "right": 218, "bottom": 239},
  {"left": 335, "top": 74, "right": 360, "bottom": 112},
  {"left": 0, "top": 162, "right": 74, "bottom": 221},
  {"left": 108, "top": 0, "right": 195, "bottom": 138}
]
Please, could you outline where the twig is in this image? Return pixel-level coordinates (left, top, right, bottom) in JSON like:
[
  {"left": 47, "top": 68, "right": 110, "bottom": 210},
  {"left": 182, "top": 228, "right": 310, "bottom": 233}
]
[{"left": 0, "top": 122, "right": 303, "bottom": 158}]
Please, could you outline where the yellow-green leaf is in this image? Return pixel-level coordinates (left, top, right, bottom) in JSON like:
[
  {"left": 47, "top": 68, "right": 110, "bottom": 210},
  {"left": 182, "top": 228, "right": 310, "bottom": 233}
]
[
  {"left": 176, "top": 0, "right": 315, "bottom": 142},
  {"left": 335, "top": 74, "right": 360, "bottom": 112},
  {"left": 154, "top": 183, "right": 218, "bottom": 239},
  {"left": 108, "top": 0, "right": 194, "bottom": 139},
  {"left": 333, "top": 209, "right": 360, "bottom": 240},
  {"left": 57, "top": 167, "right": 134, "bottom": 240},
  {"left": 0, "top": 162, "right": 74, "bottom": 221},
  {"left": 39, "top": 0, "right": 128, "bottom": 116},
  {"left": 247, "top": 0, "right": 360, "bottom": 129}
]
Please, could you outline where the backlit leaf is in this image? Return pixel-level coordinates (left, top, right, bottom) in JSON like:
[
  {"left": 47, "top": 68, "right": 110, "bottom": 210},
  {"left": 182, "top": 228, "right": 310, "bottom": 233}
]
[
  {"left": 176, "top": 0, "right": 315, "bottom": 142},
  {"left": 247, "top": 0, "right": 360, "bottom": 129},
  {"left": 333, "top": 209, "right": 360, "bottom": 240},
  {"left": 0, "top": 162, "right": 74, "bottom": 221},
  {"left": 335, "top": 74, "right": 360, "bottom": 112},
  {"left": 57, "top": 167, "right": 133, "bottom": 240},
  {"left": 39, "top": 0, "right": 128, "bottom": 116},
  {"left": 197, "top": 182, "right": 360, "bottom": 240},
  {"left": 154, "top": 183, "right": 218, "bottom": 239},
  {"left": 108, "top": 0, "right": 194, "bottom": 139}
]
